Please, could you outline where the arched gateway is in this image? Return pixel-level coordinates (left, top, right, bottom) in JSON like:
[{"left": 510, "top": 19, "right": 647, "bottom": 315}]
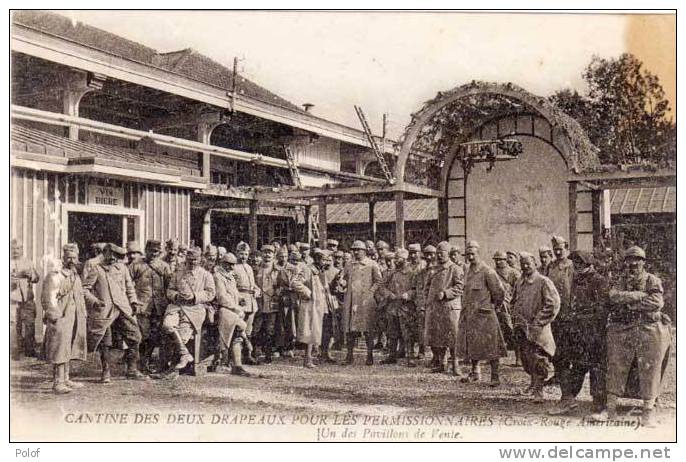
[{"left": 396, "top": 81, "right": 600, "bottom": 258}]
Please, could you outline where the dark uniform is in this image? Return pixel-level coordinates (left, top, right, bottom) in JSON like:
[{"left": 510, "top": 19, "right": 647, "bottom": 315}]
[{"left": 10, "top": 239, "right": 40, "bottom": 358}]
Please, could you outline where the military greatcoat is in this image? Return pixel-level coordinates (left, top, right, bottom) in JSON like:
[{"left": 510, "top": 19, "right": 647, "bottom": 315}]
[
  {"left": 425, "top": 261, "right": 464, "bottom": 348},
  {"left": 341, "top": 257, "right": 383, "bottom": 333}
]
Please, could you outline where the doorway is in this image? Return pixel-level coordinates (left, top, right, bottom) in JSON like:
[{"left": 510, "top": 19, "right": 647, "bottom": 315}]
[{"left": 68, "top": 212, "right": 123, "bottom": 257}]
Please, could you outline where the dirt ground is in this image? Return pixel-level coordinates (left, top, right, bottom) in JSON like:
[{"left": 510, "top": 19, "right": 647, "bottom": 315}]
[{"left": 10, "top": 347, "right": 676, "bottom": 442}]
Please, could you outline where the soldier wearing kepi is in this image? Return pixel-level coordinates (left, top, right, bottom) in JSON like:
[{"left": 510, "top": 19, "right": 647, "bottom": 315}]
[
  {"left": 510, "top": 252, "right": 560, "bottom": 401},
  {"left": 590, "top": 246, "right": 672, "bottom": 427},
  {"left": 234, "top": 241, "right": 261, "bottom": 364},
  {"left": 129, "top": 240, "right": 172, "bottom": 373},
  {"left": 299, "top": 242, "right": 314, "bottom": 265},
  {"left": 549, "top": 250, "right": 609, "bottom": 416},
  {"left": 326, "top": 239, "right": 339, "bottom": 253},
  {"left": 254, "top": 244, "right": 280, "bottom": 363},
  {"left": 341, "top": 240, "right": 383, "bottom": 365},
  {"left": 212, "top": 252, "right": 253, "bottom": 376},
  {"left": 10, "top": 238, "right": 40, "bottom": 359},
  {"left": 126, "top": 241, "right": 143, "bottom": 267},
  {"left": 82, "top": 244, "right": 146, "bottom": 382},
  {"left": 538, "top": 246, "right": 554, "bottom": 277},
  {"left": 547, "top": 235, "right": 575, "bottom": 387},
  {"left": 41, "top": 244, "right": 87, "bottom": 394},
  {"left": 163, "top": 247, "right": 215, "bottom": 372},
  {"left": 457, "top": 241, "right": 506, "bottom": 385},
  {"left": 506, "top": 250, "right": 521, "bottom": 272}
]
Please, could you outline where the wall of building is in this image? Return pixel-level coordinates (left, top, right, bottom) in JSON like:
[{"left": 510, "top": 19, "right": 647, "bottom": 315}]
[{"left": 289, "top": 129, "right": 341, "bottom": 171}]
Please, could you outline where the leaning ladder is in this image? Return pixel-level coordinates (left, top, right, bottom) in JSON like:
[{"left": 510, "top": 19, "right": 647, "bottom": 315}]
[
  {"left": 354, "top": 105, "right": 395, "bottom": 185},
  {"left": 283, "top": 145, "right": 319, "bottom": 244}
]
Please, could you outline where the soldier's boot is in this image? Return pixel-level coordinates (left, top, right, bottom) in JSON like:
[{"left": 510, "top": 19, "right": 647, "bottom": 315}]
[
  {"left": 589, "top": 394, "right": 618, "bottom": 421},
  {"left": 489, "top": 360, "right": 501, "bottom": 387},
  {"left": 397, "top": 337, "right": 406, "bottom": 359},
  {"left": 531, "top": 374, "right": 545, "bottom": 403},
  {"left": 417, "top": 344, "right": 426, "bottom": 360},
  {"left": 591, "top": 395, "right": 607, "bottom": 414},
  {"left": 431, "top": 347, "right": 446, "bottom": 373},
  {"left": 641, "top": 406, "right": 657, "bottom": 428},
  {"left": 64, "top": 361, "right": 83, "bottom": 389},
  {"left": 125, "top": 348, "right": 148, "bottom": 380},
  {"left": 381, "top": 338, "right": 398, "bottom": 365},
  {"left": 171, "top": 331, "right": 194, "bottom": 370},
  {"left": 406, "top": 341, "right": 417, "bottom": 368},
  {"left": 344, "top": 334, "right": 356, "bottom": 365},
  {"left": 548, "top": 394, "right": 579, "bottom": 416},
  {"left": 428, "top": 347, "right": 441, "bottom": 369},
  {"left": 365, "top": 335, "right": 375, "bottom": 366},
  {"left": 99, "top": 347, "right": 112, "bottom": 384},
  {"left": 264, "top": 345, "right": 273, "bottom": 364},
  {"left": 53, "top": 363, "right": 71, "bottom": 394},
  {"left": 321, "top": 343, "right": 337, "bottom": 364},
  {"left": 230, "top": 342, "right": 253, "bottom": 377}
]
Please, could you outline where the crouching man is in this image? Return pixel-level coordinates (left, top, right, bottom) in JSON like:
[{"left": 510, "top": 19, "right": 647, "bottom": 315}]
[
  {"left": 163, "top": 247, "right": 215, "bottom": 372},
  {"left": 510, "top": 252, "right": 561, "bottom": 402},
  {"left": 213, "top": 252, "right": 253, "bottom": 376},
  {"left": 41, "top": 244, "right": 87, "bottom": 393}
]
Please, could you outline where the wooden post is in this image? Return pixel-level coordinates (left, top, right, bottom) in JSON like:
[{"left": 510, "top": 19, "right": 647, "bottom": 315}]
[
  {"left": 248, "top": 200, "right": 258, "bottom": 251},
  {"left": 318, "top": 199, "right": 328, "bottom": 247},
  {"left": 304, "top": 205, "right": 312, "bottom": 244},
  {"left": 591, "top": 189, "right": 602, "bottom": 249},
  {"left": 202, "top": 209, "right": 212, "bottom": 249},
  {"left": 568, "top": 182, "right": 578, "bottom": 251},
  {"left": 395, "top": 191, "right": 405, "bottom": 249},
  {"left": 437, "top": 197, "right": 448, "bottom": 240},
  {"left": 369, "top": 200, "right": 377, "bottom": 242}
]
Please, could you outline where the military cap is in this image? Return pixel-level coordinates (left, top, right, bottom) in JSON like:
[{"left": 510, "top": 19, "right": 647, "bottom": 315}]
[
  {"left": 261, "top": 244, "right": 275, "bottom": 253},
  {"left": 105, "top": 243, "right": 126, "bottom": 256},
  {"left": 236, "top": 241, "right": 250, "bottom": 252},
  {"left": 436, "top": 241, "right": 452, "bottom": 252},
  {"left": 519, "top": 251, "right": 536, "bottom": 263},
  {"left": 145, "top": 240, "right": 162, "bottom": 251},
  {"left": 493, "top": 251, "right": 507, "bottom": 260},
  {"left": 287, "top": 244, "right": 299, "bottom": 253},
  {"left": 624, "top": 246, "right": 646, "bottom": 260},
  {"left": 551, "top": 235, "right": 568, "bottom": 248},
  {"left": 298, "top": 242, "right": 311, "bottom": 250},
  {"left": 165, "top": 239, "right": 180, "bottom": 250},
  {"left": 450, "top": 245, "right": 461, "bottom": 254},
  {"left": 538, "top": 246, "right": 553, "bottom": 256},
  {"left": 312, "top": 247, "right": 324, "bottom": 255},
  {"left": 90, "top": 242, "right": 106, "bottom": 252},
  {"left": 506, "top": 250, "right": 519, "bottom": 258},
  {"left": 423, "top": 245, "right": 437, "bottom": 254},
  {"left": 205, "top": 245, "right": 218, "bottom": 257},
  {"left": 289, "top": 250, "right": 302, "bottom": 260},
  {"left": 126, "top": 241, "right": 142, "bottom": 254},
  {"left": 351, "top": 240, "right": 367, "bottom": 250},
  {"left": 217, "top": 246, "right": 227, "bottom": 256},
  {"left": 395, "top": 248, "right": 409, "bottom": 259},
  {"left": 333, "top": 250, "right": 345, "bottom": 258},
  {"left": 220, "top": 252, "right": 238, "bottom": 264},
  {"left": 570, "top": 250, "right": 595, "bottom": 265},
  {"left": 186, "top": 247, "right": 202, "bottom": 259},
  {"left": 326, "top": 239, "right": 339, "bottom": 247},
  {"left": 466, "top": 240, "right": 480, "bottom": 250},
  {"left": 376, "top": 240, "right": 390, "bottom": 250},
  {"left": 178, "top": 244, "right": 188, "bottom": 252},
  {"left": 318, "top": 249, "right": 332, "bottom": 257},
  {"left": 365, "top": 240, "right": 376, "bottom": 249},
  {"left": 408, "top": 243, "right": 421, "bottom": 252},
  {"left": 62, "top": 243, "right": 80, "bottom": 255},
  {"left": 384, "top": 251, "right": 396, "bottom": 260},
  {"left": 277, "top": 246, "right": 289, "bottom": 256}
]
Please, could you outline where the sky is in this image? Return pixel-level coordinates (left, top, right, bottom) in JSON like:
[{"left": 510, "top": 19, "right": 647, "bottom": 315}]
[{"left": 60, "top": 11, "right": 672, "bottom": 138}]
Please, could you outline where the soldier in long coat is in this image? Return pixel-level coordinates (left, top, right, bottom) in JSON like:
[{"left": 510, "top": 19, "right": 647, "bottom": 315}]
[
  {"left": 292, "top": 255, "right": 327, "bottom": 368},
  {"left": 129, "top": 240, "right": 172, "bottom": 373},
  {"left": 234, "top": 242, "right": 261, "bottom": 364},
  {"left": 511, "top": 252, "right": 560, "bottom": 401},
  {"left": 275, "top": 247, "right": 300, "bottom": 358},
  {"left": 163, "top": 247, "right": 215, "bottom": 371},
  {"left": 416, "top": 244, "right": 436, "bottom": 362},
  {"left": 10, "top": 238, "right": 40, "bottom": 359},
  {"left": 213, "top": 252, "right": 252, "bottom": 376},
  {"left": 253, "top": 244, "right": 280, "bottom": 363},
  {"left": 456, "top": 241, "right": 506, "bottom": 385},
  {"left": 82, "top": 244, "right": 145, "bottom": 382},
  {"left": 341, "top": 240, "right": 383, "bottom": 365},
  {"left": 41, "top": 244, "right": 87, "bottom": 394},
  {"left": 492, "top": 251, "right": 518, "bottom": 353},
  {"left": 319, "top": 250, "right": 343, "bottom": 363},
  {"left": 549, "top": 250, "right": 609, "bottom": 416},
  {"left": 590, "top": 246, "right": 672, "bottom": 427},
  {"left": 547, "top": 235, "right": 575, "bottom": 387}
]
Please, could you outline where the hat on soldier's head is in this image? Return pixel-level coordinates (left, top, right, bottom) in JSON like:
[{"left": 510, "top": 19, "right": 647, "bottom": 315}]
[
  {"left": 493, "top": 250, "right": 507, "bottom": 260},
  {"left": 90, "top": 242, "right": 106, "bottom": 252},
  {"left": 146, "top": 240, "right": 162, "bottom": 251},
  {"left": 220, "top": 252, "right": 238, "bottom": 265},
  {"left": 63, "top": 243, "right": 79, "bottom": 256},
  {"left": 376, "top": 240, "right": 390, "bottom": 250},
  {"left": 326, "top": 239, "right": 339, "bottom": 247},
  {"left": 277, "top": 246, "right": 289, "bottom": 256},
  {"left": 466, "top": 241, "right": 480, "bottom": 251},
  {"left": 334, "top": 250, "right": 345, "bottom": 258},
  {"left": 236, "top": 241, "right": 250, "bottom": 252},
  {"left": 105, "top": 243, "right": 126, "bottom": 256},
  {"left": 287, "top": 244, "right": 299, "bottom": 253},
  {"left": 436, "top": 241, "right": 452, "bottom": 252},
  {"left": 165, "top": 239, "right": 179, "bottom": 251},
  {"left": 205, "top": 245, "right": 218, "bottom": 257},
  {"left": 450, "top": 244, "right": 461, "bottom": 254},
  {"left": 506, "top": 249, "right": 519, "bottom": 258},
  {"left": 261, "top": 244, "right": 275, "bottom": 253},
  {"left": 570, "top": 250, "right": 595, "bottom": 266},
  {"left": 519, "top": 251, "right": 536, "bottom": 264},
  {"left": 408, "top": 243, "right": 421, "bottom": 252},
  {"left": 624, "top": 246, "right": 646, "bottom": 260},
  {"left": 126, "top": 241, "right": 142, "bottom": 254},
  {"left": 178, "top": 243, "right": 188, "bottom": 252},
  {"left": 395, "top": 248, "right": 409, "bottom": 259},
  {"left": 551, "top": 235, "right": 568, "bottom": 248},
  {"left": 538, "top": 246, "right": 553, "bottom": 256},
  {"left": 217, "top": 246, "right": 227, "bottom": 257},
  {"left": 423, "top": 245, "right": 437, "bottom": 254},
  {"left": 365, "top": 240, "right": 375, "bottom": 250},
  {"left": 312, "top": 247, "right": 324, "bottom": 255},
  {"left": 289, "top": 250, "right": 302, "bottom": 261},
  {"left": 298, "top": 242, "right": 311, "bottom": 251},
  {"left": 187, "top": 247, "right": 202, "bottom": 259},
  {"left": 351, "top": 240, "right": 367, "bottom": 250},
  {"left": 384, "top": 251, "right": 396, "bottom": 260},
  {"left": 318, "top": 249, "right": 332, "bottom": 258}
]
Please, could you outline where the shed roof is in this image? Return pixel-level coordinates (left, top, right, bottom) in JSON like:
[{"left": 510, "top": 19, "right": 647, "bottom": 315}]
[
  {"left": 610, "top": 187, "right": 675, "bottom": 215},
  {"left": 326, "top": 199, "right": 437, "bottom": 224}
]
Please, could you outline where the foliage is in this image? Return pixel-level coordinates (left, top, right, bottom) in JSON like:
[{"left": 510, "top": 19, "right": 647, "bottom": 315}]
[{"left": 550, "top": 53, "right": 675, "bottom": 167}]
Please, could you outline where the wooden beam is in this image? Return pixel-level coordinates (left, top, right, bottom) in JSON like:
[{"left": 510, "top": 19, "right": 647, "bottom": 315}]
[
  {"left": 592, "top": 190, "right": 601, "bottom": 247},
  {"left": 318, "top": 199, "right": 328, "bottom": 247},
  {"left": 568, "top": 182, "right": 577, "bottom": 251},
  {"left": 248, "top": 200, "right": 258, "bottom": 251},
  {"left": 395, "top": 191, "right": 405, "bottom": 249},
  {"left": 202, "top": 208, "right": 212, "bottom": 249},
  {"left": 369, "top": 200, "right": 377, "bottom": 242},
  {"left": 304, "top": 205, "right": 312, "bottom": 245}
]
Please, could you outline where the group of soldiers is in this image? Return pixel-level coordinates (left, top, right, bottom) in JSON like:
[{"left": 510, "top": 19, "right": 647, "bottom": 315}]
[{"left": 10, "top": 232, "right": 672, "bottom": 427}]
